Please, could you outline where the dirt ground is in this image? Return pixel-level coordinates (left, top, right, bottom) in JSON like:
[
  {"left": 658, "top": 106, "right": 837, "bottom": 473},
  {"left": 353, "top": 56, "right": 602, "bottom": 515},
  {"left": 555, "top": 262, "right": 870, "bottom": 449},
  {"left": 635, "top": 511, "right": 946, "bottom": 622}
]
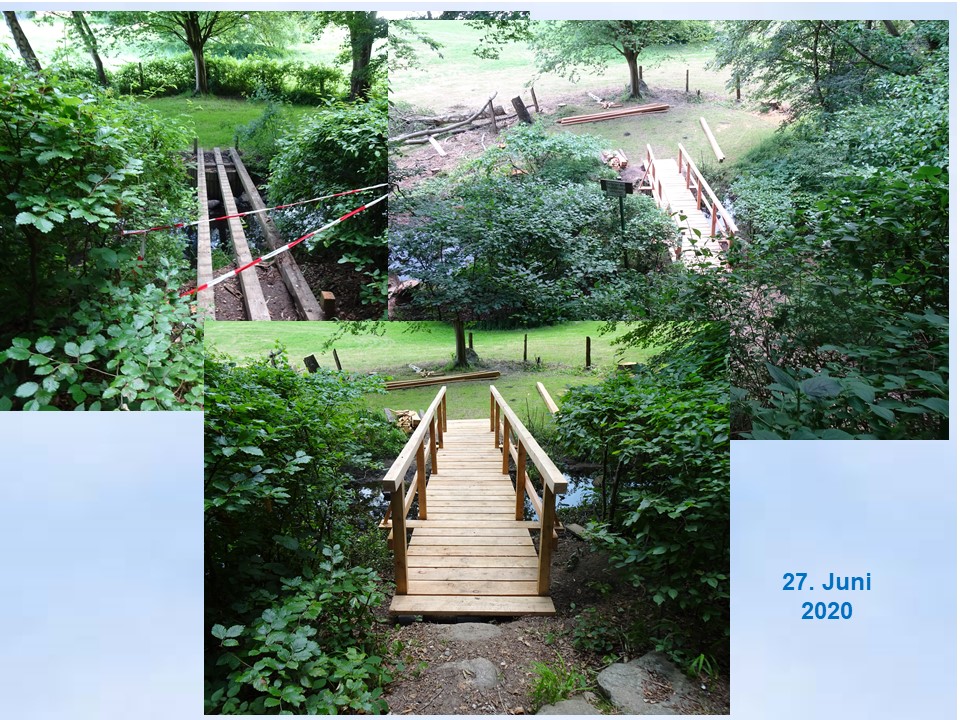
[
  {"left": 379, "top": 535, "right": 730, "bottom": 715},
  {"left": 392, "top": 82, "right": 784, "bottom": 190}
]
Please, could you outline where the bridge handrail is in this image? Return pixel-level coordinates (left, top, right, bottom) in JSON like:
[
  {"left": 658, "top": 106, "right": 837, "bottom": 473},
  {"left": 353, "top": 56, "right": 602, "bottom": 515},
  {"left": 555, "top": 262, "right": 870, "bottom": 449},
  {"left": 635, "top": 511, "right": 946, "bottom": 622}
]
[
  {"left": 490, "top": 385, "right": 566, "bottom": 594},
  {"left": 380, "top": 385, "right": 447, "bottom": 595},
  {"left": 676, "top": 142, "right": 738, "bottom": 237},
  {"left": 645, "top": 144, "right": 668, "bottom": 209}
]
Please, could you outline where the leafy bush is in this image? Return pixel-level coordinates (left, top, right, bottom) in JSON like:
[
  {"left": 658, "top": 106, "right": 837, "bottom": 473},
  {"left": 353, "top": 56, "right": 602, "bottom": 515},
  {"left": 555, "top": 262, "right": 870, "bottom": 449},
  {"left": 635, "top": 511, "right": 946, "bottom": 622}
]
[
  {"left": 0, "top": 61, "right": 200, "bottom": 410},
  {"left": 112, "top": 53, "right": 344, "bottom": 101},
  {"left": 556, "top": 325, "right": 729, "bottom": 664},
  {"left": 208, "top": 547, "right": 390, "bottom": 715},
  {"left": 204, "top": 352, "right": 405, "bottom": 713},
  {"left": 269, "top": 96, "right": 388, "bottom": 303}
]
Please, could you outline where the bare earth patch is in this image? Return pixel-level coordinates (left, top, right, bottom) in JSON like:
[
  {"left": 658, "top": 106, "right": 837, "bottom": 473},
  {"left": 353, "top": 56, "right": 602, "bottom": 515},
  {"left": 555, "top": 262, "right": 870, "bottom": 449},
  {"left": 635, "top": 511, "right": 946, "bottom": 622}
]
[{"left": 379, "top": 536, "right": 730, "bottom": 715}]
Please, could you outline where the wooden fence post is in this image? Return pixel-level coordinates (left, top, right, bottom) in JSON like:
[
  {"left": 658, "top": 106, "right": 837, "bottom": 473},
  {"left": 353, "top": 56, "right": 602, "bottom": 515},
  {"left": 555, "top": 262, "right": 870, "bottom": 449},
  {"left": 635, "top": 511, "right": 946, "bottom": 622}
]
[
  {"left": 538, "top": 485, "right": 556, "bottom": 594},
  {"left": 585, "top": 337, "right": 592, "bottom": 369},
  {"left": 390, "top": 487, "right": 408, "bottom": 593},
  {"left": 530, "top": 85, "right": 540, "bottom": 113},
  {"left": 686, "top": 69, "right": 690, "bottom": 93},
  {"left": 469, "top": 332, "right": 474, "bottom": 349},
  {"left": 416, "top": 440, "right": 428, "bottom": 519},
  {"left": 735, "top": 74, "right": 741, "bottom": 102},
  {"left": 523, "top": 334, "right": 528, "bottom": 363},
  {"left": 332, "top": 349, "right": 342, "bottom": 371}
]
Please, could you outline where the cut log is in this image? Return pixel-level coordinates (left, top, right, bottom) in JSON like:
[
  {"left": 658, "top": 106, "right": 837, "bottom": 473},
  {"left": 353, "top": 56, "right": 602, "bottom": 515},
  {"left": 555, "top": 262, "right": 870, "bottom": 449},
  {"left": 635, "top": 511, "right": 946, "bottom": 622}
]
[{"left": 511, "top": 96, "right": 533, "bottom": 124}]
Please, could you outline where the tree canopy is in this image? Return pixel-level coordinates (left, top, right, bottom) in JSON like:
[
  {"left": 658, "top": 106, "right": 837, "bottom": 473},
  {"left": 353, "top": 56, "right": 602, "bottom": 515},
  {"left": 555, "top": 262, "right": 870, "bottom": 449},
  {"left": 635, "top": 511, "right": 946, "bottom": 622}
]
[{"left": 531, "top": 20, "right": 712, "bottom": 97}]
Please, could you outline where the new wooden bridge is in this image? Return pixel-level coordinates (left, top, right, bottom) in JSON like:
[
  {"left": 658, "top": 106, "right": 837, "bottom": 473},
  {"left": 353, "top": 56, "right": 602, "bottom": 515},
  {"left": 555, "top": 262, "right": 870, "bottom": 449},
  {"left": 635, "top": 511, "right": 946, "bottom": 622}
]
[
  {"left": 194, "top": 147, "right": 334, "bottom": 321},
  {"left": 638, "top": 143, "right": 738, "bottom": 267},
  {"left": 381, "top": 386, "right": 566, "bottom": 616}
]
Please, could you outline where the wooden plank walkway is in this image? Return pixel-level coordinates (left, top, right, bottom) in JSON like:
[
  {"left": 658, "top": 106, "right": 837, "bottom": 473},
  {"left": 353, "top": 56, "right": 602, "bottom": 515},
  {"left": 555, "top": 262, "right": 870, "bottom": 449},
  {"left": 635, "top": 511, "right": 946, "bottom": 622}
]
[
  {"left": 212, "top": 148, "right": 270, "bottom": 320},
  {"left": 194, "top": 149, "right": 215, "bottom": 318},
  {"left": 228, "top": 148, "right": 324, "bottom": 321},
  {"left": 652, "top": 158, "right": 727, "bottom": 267},
  {"left": 390, "top": 418, "right": 556, "bottom": 617}
]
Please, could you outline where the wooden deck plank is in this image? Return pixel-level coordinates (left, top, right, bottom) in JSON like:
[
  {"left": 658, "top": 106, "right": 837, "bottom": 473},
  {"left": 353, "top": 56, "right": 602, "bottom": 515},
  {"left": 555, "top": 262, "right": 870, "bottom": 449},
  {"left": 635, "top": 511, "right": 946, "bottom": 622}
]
[
  {"left": 406, "top": 544, "right": 536, "bottom": 556},
  {"left": 409, "top": 535, "right": 530, "bottom": 546},
  {"left": 407, "top": 555, "right": 539, "bottom": 568},
  {"left": 411, "top": 527, "right": 531, "bottom": 537},
  {"left": 390, "top": 595, "right": 555, "bottom": 616},
  {"left": 407, "top": 580, "right": 539, "bottom": 596},
  {"left": 409, "top": 566, "right": 537, "bottom": 581}
]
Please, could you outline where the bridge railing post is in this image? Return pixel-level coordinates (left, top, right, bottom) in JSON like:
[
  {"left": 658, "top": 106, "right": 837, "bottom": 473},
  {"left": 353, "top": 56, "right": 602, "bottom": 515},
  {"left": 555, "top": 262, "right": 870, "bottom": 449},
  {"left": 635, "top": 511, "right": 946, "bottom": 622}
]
[
  {"left": 515, "top": 441, "right": 527, "bottom": 520},
  {"left": 502, "top": 416, "right": 511, "bottom": 475},
  {"left": 389, "top": 485, "right": 408, "bottom": 594},
  {"left": 537, "top": 485, "right": 556, "bottom": 595}
]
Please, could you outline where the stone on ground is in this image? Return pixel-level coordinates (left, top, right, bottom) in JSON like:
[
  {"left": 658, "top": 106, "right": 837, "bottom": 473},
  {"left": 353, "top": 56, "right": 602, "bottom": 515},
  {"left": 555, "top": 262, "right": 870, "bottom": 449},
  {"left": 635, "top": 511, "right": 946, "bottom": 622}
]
[
  {"left": 437, "top": 622, "right": 504, "bottom": 642},
  {"left": 536, "top": 694, "right": 599, "bottom": 715},
  {"left": 597, "top": 651, "right": 702, "bottom": 715},
  {"left": 431, "top": 657, "right": 500, "bottom": 690}
]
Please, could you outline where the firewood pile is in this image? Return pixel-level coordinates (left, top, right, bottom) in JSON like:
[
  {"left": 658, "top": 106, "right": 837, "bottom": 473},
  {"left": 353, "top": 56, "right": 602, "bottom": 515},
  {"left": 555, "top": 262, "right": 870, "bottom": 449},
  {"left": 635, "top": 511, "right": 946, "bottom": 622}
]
[
  {"left": 408, "top": 364, "right": 436, "bottom": 378},
  {"left": 393, "top": 410, "right": 421, "bottom": 434},
  {"left": 600, "top": 149, "right": 630, "bottom": 170}
]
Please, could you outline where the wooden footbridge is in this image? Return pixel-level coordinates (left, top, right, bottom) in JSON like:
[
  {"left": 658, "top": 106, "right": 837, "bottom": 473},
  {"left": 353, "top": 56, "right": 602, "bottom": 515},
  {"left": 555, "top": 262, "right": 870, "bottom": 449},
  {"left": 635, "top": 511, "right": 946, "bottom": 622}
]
[
  {"left": 381, "top": 386, "right": 566, "bottom": 616},
  {"left": 638, "top": 143, "right": 738, "bottom": 267},
  {"left": 194, "top": 147, "right": 334, "bottom": 321}
]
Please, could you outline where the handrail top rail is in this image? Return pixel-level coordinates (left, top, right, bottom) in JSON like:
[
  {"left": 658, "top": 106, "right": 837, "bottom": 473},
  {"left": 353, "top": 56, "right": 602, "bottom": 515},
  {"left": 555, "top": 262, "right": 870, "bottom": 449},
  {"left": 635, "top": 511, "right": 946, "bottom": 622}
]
[
  {"left": 490, "top": 385, "right": 567, "bottom": 494},
  {"left": 382, "top": 385, "right": 446, "bottom": 491},
  {"left": 676, "top": 142, "right": 738, "bottom": 234}
]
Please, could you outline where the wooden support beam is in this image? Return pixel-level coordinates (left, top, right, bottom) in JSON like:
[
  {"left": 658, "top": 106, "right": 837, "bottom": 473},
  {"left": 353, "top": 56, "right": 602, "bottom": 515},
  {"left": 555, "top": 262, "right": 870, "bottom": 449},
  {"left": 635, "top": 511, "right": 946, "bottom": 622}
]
[
  {"left": 699, "top": 117, "right": 725, "bottom": 163},
  {"left": 195, "top": 148, "right": 215, "bottom": 319},
  {"left": 213, "top": 148, "right": 270, "bottom": 320},
  {"left": 229, "top": 148, "right": 323, "bottom": 319},
  {"left": 321, "top": 291, "right": 337, "bottom": 320}
]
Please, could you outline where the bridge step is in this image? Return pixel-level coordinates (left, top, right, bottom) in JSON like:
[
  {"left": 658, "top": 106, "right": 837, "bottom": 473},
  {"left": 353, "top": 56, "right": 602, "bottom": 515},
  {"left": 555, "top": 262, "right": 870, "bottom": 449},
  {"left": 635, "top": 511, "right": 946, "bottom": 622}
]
[{"left": 390, "top": 594, "right": 556, "bottom": 617}]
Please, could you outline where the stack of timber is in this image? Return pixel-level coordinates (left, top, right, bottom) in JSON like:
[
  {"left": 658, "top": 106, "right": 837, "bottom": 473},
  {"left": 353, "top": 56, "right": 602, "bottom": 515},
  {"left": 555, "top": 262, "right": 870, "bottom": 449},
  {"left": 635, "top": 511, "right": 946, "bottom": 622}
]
[
  {"left": 557, "top": 102, "right": 669, "bottom": 126},
  {"left": 600, "top": 149, "right": 630, "bottom": 170},
  {"left": 385, "top": 370, "right": 500, "bottom": 391},
  {"left": 389, "top": 93, "right": 499, "bottom": 147}
]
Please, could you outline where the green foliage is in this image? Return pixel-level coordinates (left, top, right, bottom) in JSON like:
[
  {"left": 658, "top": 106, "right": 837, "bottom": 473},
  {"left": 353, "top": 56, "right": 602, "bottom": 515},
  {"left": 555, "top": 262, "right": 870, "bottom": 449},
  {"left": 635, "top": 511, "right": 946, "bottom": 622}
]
[
  {"left": 112, "top": 53, "right": 344, "bottom": 102},
  {"left": 0, "top": 60, "right": 200, "bottom": 410},
  {"left": 531, "top": 20, "right": 712, "bottom": 95},
  {"left": 529, "top": 655, "right": 590, "bottom": 710},
  {"left": 714, "top": 20, "right": 944, "bottom": 117},
  {"left": 269, "top": 96, "right": 387, "bottom": 302},
  {"left": 205, "top": 352, "right": 405, "bottom": 713},
  {"left": 1, "top": 258, "right": 203, "bottom": 410},
  {"left": 207, "top": 547, "right": 390, "bottom": 715},
  {"left": 633, "top": 41, "right": 948, "bottom": 439},
  {"left": 236, "top": 100, "right": 293, "bottom": 175},
  {"left": 391, "top": 124, "right": 677, "bottom": 331},
  {"left": 556, "top": 326, "right": 729, "bottom": 663}
]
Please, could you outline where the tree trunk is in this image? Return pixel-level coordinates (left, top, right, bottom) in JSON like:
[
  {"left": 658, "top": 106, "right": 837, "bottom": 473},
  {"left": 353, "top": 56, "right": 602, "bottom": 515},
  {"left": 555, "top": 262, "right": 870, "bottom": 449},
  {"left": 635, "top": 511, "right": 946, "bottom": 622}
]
[
  {"left": 72, "top": 12, "right": 108, "bottom": 86},
  {"left": 3, "top": 11, "right": 42, "bottom": 72},
  {"left": 183, "top": 14, "right": 209, "bottom": 94},
  {"left": 349, "top": 13, "right": 376, "bottom": 100},
  {"left": 453, "top": 317, "right": 469, "bottom": 368},
  {"left": 622, "top": 50, "right": 648, "bottom": 98}
]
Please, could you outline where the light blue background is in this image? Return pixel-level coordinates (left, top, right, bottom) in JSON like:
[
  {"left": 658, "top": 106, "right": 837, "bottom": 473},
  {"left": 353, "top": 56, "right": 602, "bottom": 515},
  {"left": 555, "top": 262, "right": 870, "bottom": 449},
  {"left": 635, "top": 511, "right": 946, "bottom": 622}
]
[
  {"left": 731, "top": 441, "right": 956, "bottom": 719},
  {"left": 0, "top": 414, "right": 203, "bottom": 718}
]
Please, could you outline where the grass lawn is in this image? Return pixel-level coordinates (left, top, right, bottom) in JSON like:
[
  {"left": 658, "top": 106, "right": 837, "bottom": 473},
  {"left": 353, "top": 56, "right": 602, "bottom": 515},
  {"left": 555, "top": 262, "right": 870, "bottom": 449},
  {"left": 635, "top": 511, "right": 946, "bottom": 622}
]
[
  {"left": 140, "top": 96, "right": 318, "bottom": 148},
  {"left": 205, "top": 320, "right": 642, "bottom": 372},
  {"left": 206, "top": 320, "right": 655, "bottom": 419},
  {"left": 554, "top": 98, "right": 778, "bottom": 169},
  {"left": 390, "top": 22, "right": 738, "bottom": 112}
]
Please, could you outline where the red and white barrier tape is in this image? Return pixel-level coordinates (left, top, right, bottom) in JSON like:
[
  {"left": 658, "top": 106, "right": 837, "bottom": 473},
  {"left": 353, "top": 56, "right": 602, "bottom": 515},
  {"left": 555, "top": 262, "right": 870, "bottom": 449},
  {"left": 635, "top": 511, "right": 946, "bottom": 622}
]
[
  {"left": 179, "top": 193, "right": 389, "bottom": 298},
  {"left": 122, "top": 183, "right": 389, "bottom": 236}
]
